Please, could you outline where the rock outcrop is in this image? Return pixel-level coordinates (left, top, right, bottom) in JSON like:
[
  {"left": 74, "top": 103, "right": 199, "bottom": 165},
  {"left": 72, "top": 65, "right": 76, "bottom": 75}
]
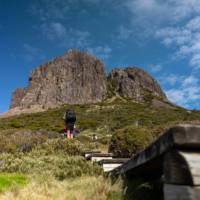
[
  {"left": 9, "top": 50, "right": 167, "bottom": 113},
  {"left": 107, "top": 67, "right": 167, "bottom": 102},
  {"left": 10, "top": 88, "right": 27, "bottom": 109},
  {"left": 10, "top": 50, "right": 107, "bottom": 110}
]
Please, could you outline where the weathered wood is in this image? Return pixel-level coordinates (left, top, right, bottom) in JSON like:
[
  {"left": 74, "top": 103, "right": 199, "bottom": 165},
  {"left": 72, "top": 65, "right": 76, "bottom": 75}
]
[
  {"left": 99, "top": 158, "right": 129, "bottom": 164},
  {"left": 91, "top": 156, "right": 113, "bottom": 162},
  {"left": 102, "top": 163, "right": 124, "bottom": 172},
  {"left": 164, "top": 150, "right": 200, "bottom": 186},
  {"left": 86, "top": 153, "right": 113, "bottom": 162},
  {"left": 83, "top": 150, "right": 101, "bottom": 154},
  {"left": 164, "top": 184, "right": 200, "bottom": 200},
  {"left": 111, "top": 124, "right": 200, "bottom": 177},
  {"left": 87, "top": 153, "right": 113, "bottom": 160},
  {"left": 83, "top": 150, "right": 101, "bottom": 159},
  {"left": 99, "top": 158, "right": 129, "bottom": 172}
]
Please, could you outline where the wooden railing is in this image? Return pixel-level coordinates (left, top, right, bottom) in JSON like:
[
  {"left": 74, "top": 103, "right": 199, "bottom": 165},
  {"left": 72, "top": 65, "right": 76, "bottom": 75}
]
[{"left": 110, "top": 124, "right": 200, "bottom": 200}]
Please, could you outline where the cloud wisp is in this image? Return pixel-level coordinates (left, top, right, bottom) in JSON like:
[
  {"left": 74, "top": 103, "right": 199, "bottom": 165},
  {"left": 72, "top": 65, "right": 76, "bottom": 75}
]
[
  {"left": 87, "top": 45, "right": 112, "bottom": 60},
  {"left": 30, "top": 0, "right": 70, "bottom": 21},
  {"left": 163, "top": 74, "right": 200, "bottom": 109},
  {"left": 23, "top": 44, "right": 45, "bottom": 62},
  {"left": 156, "top": 16, "right": 200, "bottom": 70},
  {"left": 40, "top": 21, "right": 91, "bottom": 49},
  {"left": 125, "top": 0, "right": 200, "bottom": 27}
]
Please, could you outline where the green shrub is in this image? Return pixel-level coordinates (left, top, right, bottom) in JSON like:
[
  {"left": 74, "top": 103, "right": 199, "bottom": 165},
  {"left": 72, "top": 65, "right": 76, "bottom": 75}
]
[
  {"left": 0, "top": 130, "right": 59, "bottom": 153},
  {"left": 38, "top": 138, "right": 83, "bottom": 155},
  {"left": 0, "top": 153, "right": 103, "bottom": 180},
  {"left": 0, "top": 173, "right": 27, "bottom": 192},
  {"left": 109, "top": 125, "right": 153, "bottom": 157}
]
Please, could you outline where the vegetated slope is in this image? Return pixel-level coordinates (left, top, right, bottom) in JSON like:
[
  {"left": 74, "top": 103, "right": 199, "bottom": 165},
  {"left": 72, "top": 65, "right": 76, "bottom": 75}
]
[
  {"left": 1, "top": 97, "right": 200, "bottom": 153},
  {"left": 0, "top": 98, "right": 200, "bottom": 199},
  {"left": 3, "top": 49, "right": 199, "bottom": 199}
]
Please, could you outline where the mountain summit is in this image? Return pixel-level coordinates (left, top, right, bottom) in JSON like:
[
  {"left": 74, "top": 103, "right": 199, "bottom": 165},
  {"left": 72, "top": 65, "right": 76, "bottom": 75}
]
[
  {"left": 9, "top": 50, "right": 167, "bottom": 113},
  {"left": 10, "top": 50, "right": 107, "bottom": 110}
]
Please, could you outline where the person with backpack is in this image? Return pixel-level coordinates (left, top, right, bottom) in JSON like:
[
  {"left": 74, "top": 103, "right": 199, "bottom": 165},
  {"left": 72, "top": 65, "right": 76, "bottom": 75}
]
[{"left": 63, "top": 109, "right": 79, "bottom": 139}]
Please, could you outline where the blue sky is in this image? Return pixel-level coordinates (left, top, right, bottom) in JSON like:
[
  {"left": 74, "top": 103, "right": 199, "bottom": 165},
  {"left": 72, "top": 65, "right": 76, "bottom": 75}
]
[{"left": 1, "top": 0, "right": 200, "bottom": 113}]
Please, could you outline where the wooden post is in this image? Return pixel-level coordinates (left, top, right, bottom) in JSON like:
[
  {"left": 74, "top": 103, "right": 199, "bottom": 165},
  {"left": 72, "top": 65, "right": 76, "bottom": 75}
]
[
  {"left": 164, "top": 184, "right": 200, "bottom": 200},
  {"left": 109, "top": 124, "right": 200, "bottom": 200},
  {"left": 163, "top": 150, "right": 200, "bottom": 200}
]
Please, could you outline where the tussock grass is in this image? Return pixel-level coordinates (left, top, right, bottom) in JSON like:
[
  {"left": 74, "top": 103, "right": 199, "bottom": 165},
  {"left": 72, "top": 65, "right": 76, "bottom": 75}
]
[
  {"left": 109, "top": 125, "right": 153, "bottom": 157},
  {"left": 1, "top": 98, "right": 200, "bottom": 134},
  {"left": 0, "top": 176, "right": 123, "bottom": 200},
  {"left": 0, "top": 98, "right": 200, "bottom": 199},
  {"left": 0, "top": 173, "right": 27, "bottom": 193},
  {"left": 0, "top": 153, "right": 103, "bottom": 180}
]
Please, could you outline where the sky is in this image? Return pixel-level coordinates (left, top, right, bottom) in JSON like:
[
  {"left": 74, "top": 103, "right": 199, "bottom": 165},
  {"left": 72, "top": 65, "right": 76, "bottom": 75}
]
[{"left": 1, "top": 0, "right": 200, "bottom": 113}]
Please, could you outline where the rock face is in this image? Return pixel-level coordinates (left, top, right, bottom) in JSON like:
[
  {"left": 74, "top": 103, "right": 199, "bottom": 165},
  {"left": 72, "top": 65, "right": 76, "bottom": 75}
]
[
  {"left": 10, "top": 88, "right": 27, "bottom": 109},
  {"left": 107, "top": 67, "right": 167, "bottom": 102},
  {"left": 10, "top": 50, "right": 167, "bottom": 112},
  {"left": 10, "top": 50, "right": 107, "bottom": 110}
]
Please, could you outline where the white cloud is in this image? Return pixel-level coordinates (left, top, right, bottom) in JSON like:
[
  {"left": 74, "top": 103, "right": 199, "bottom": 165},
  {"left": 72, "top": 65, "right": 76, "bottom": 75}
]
[
  {"left": 30, "top": 0, "right": 116, "bottom": 21},
  {"left": 41, "top": 22, "right": 67, "bottom": 40},
  {"left": 23, "top": 44, "right": 45, "bottom": 62},
  {"left": 156, "top": 16, "right": 200, "bottom": 69},
  {"left": 30, "top": 0, "right": 70, "bottom": 21},
  {"left": 39, "top": 21, "right": 112, "bottom": 59},
  {"left": 117, "top": 25, "right": 133, "bottom": 40},
  {"left": 182, "top": 75, "right": 199, "bottom": 87},
  {"left": 149, "top": 64, "right": 162, "bottom": 73},
  {"left": 125, "top": 0, "right": 200, "bottom": 27},
  {"left": 40, "top": 22, "right": 91, "bottom": 49},
  {"left": 87, "top": 45, "right": 112, "bottom": 60},
  {"left": 165, "top": 75, "right": 200, "bottom": 109},
  {"left": 159, "top": 74, "right": 184, "bottom": 86}
]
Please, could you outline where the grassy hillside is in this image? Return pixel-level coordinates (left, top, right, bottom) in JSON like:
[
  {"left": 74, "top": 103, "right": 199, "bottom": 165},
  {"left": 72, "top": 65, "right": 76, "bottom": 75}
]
[
  {"left": 1, "top": 97, "right": 200, "bottom": 132},
  {"left": 0, "top": 97, "right": 200, "bottom": 199}
]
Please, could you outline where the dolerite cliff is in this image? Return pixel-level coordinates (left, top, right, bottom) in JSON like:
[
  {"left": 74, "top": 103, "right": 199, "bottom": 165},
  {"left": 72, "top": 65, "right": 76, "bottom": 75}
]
[
  {"left": 10, "top": 50, "right": 167, "bottom": 112},
  {"left": 107, "top": 67, "right": 166, "bottom": 102},
  {"left": 10, "top": 50, "right": 107, "bottom": 110}
]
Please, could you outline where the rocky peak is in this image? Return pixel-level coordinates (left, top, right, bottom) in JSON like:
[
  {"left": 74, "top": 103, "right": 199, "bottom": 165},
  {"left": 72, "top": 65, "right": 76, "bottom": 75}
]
[
  {"left": 9, "top": 51, "right": 167, "bottom": 114},
  {"left": 10, "top": 50, "right": 107, "bottom": 110},
  {"left": 10, "top": 88, "right": 27, "bottom": 109},
  {"left": 107, "top": 67, "right": 167, "bottom": 102}
]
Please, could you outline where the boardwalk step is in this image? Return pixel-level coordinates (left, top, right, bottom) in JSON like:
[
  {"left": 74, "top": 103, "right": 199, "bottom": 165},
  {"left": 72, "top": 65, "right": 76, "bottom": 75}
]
[
  {"left": 82, "top": 150, "right": 101, "bottom": 158},
  {"left": 98, "top": 158, "right": 129, "bottom": 172},
  {"left": 86, "top": 153, "right": 113, "bottom": 162}
]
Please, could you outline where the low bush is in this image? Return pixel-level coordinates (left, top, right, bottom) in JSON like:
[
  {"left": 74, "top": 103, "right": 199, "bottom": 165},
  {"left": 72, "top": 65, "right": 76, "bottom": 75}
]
[
  {"left": 0, "top": 176, "right": 123, "bottom": 200},
  {"left": 0, "top": 130, "right": 59, "bottom": 154},
  {"left": 109, "top": 125, "right": 153, "bottom": 157},
  {"left": 0, "top": 153, "right": 103, "bottom": 180},
  {"left": 0, "top": 173, "right": 27, "bottom": 193},
  {"left": 37, "top": 138, "right": 83, "bottom": 155}
]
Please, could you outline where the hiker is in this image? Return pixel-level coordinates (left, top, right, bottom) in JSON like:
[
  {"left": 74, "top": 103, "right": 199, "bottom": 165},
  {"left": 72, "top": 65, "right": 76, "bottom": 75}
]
[{"left": 63, "top": 109, "right": 79, "bottom": 139}]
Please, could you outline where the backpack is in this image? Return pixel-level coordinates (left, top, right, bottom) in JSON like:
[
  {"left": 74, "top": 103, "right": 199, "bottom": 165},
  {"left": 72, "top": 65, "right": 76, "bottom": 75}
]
[{"left": 64, "top": 109, "right": 76, "bottom": 124}]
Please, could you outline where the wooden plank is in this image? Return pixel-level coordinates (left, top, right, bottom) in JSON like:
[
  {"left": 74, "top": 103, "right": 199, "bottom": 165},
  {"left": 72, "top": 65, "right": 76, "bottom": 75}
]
[
  {"left": 111, "top": 124, "right": 200, "bottom": 176},
  {"left": 86, "top": 153, "right": 113, "bottom": 160},
  {"left": 164, "top": 150, "right": 200, "bottom": 186},
  {"left": 98, "top": 158, "right": 129, "bottom": 164},
  {"left": 82, "top": 150, "right": 101, "bottom": 158},
  {"left": 164, "top": 184, "right": 200, "bottom": 200},
  {"left": 82, "top": 150, "right": 101, "bottom": 154},
  {"left": 91, "top": 156, "right": 113, "bottom": 162},
  {"left": 102, "top": 163, "right": 124, "bottom": 172}
]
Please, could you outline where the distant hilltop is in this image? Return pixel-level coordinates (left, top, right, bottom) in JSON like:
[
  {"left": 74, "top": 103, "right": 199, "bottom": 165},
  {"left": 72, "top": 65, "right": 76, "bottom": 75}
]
[{"left": 9, "top": 49, "right": 167, "bottom": 115}]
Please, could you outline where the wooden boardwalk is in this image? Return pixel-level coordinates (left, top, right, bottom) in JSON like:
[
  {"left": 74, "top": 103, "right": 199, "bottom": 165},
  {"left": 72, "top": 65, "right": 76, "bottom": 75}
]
[{"left": 83, "top": 124, "right": 200, "bottom": 200}]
